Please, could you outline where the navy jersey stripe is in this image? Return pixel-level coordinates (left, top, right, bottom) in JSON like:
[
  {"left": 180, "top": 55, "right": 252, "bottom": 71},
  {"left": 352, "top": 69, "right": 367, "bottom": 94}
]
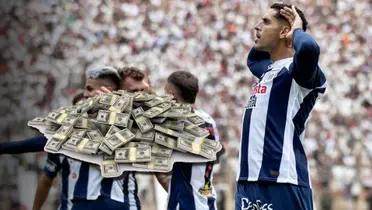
[
  {"left": 123, "top": 172, "right": 129, "bottom": 205},
  {"left": 292, "top": 89, "right": 321, "bottom": 185},
  {"left": 133, "top": 173, "right": 141, "bottom": 209},
  {"left": 239, "top": 108, "right": 252, "bottom": 179},
  {"left": 259, "top": 69, "right": 292, "bottom": 180},
  {"left": 73, "top": 162, "right": 89, "bottom": 198},
  {"left": 208, "top": 197, "right": 216, "bottom": 210},
  {"left": 60, "top": 158, "right": 70, "bottom": 210},
  {"left": 100, "top": 178, "right": 113, "bottom": 198}
]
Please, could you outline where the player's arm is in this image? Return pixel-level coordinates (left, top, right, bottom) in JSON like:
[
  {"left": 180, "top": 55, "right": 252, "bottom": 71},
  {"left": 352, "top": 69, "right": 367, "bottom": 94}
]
[
  {"left": 247, "top": 47, "right": 272, "bottom": 78},
  {"left": 281, "top": 6, "right": 325, "bottom": 88},
  {"left": 0, "top": 135, "right": 47, "bottom": 155},
  {"left": 155, "top": 172, "right": 171, "bottom": 192},
  {"left": 32, "top": 174, "right": 54, "bottom": 210},
  {"left": 33, "top": 153, "right": 62, "bottom": 210},
  {"left": 291, "top": 29, "right": 323, "bottom": 88}
]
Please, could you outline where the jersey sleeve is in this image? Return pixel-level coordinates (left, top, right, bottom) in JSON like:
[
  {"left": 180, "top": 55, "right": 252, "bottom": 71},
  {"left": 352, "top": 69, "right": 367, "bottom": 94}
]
[
  {"left": 290, "top": 29, "right": 326, "bottom": 89},
  {"left": 43, "top": 153, "right": 63, "bottom": 178},
  {"left": 0, "top": 135, "right": 47, "bottom": 154},
  {"left": 247, "top": 47, "right": 272, "bottom": 78}
]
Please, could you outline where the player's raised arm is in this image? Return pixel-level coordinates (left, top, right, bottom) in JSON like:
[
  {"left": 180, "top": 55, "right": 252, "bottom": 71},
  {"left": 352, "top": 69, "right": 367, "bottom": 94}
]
[{"left": 282, "top": 5, "right": 323, "bottom": 88}]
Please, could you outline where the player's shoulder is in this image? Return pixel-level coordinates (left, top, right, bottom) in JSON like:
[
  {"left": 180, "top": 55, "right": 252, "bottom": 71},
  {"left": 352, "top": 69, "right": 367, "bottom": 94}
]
[{"left": 194, "top": 109, "right": 215, "bottom": 125}]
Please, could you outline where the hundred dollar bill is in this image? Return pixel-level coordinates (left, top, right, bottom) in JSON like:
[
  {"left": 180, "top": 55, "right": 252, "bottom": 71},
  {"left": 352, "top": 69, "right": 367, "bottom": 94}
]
[
  {"left": 101, "top": 160, "right": 121, "bottom": 178},
  {"left": 143, "top": 102, "right": 172, "bottom": 118},
  {"left": 28, "top": 117, "right": 46, "bottom": 127},
  {"left": 87, "top": 129, "right": 104, "bottom": 142},
  {"left": 177, "top": 137, "right": 216, "bottom": 159},
  {"left": 185, "top": 124, "right": 210, "bottom": 138},
  {"left": 150, "top": 117, "right": 167, "bottom": 124},
  {"left": 62, "top": 135, "right": 83, "bottom": 151},
  {"left": 123, "top": 96, "right": 133, "bottom": 113},
  {"left": 75, "top": 117, "right": 94, "bottom": 129},
  {"left": 154, "top": 132, "right": 177, "bottom": 149},
  {"left": 153, "top": 125, "right": 181, "bottom": 138},
  {"left": 132, "top": 108, "right": 153, "bottom": 133},
  {"left": 115, "top": 147, "right": 151, "bottom": 163},
  {"left": 45, "top": 122, "right": 60, "bottom": 135},
  {"left": 163, "top": 120, "right": 185, "bottom": 131},
  {"left": 132, "top": 155, "right": 170, "bottom": 172},
  {"left": 70, "top": 128, "right": 86, "bottom": 138},
  {"left": 105, "top": 125, "right": 121, "bottom": 137},
  {"left": 45, "top": 138, "right": 65, "bottom": 152},
  {"left": 103, "top": 128, "right": 135, "bottom": 150},
  {"left": 187, "top": 114, "right": 205, "bottom": 126},
  {"left": 127, "top": 119, "right": 133, "bottom": 130},
  {"left": 99, "top": 94, "right": 119, "bottom": 106},
  {"left": 133, "top": 92, "right": 154, "bottom": 102},
  {"left": 135, "top": 130, "right": 155, "bottom": 142},
  {"left": 96, "top": 110, "right": 130, "bottom": 127},
  {"left": 132, "top": 107, "right": 144, "bottom": 118},
  {"left": 98, "top": 142, "right": 113, "bottom": 155},
  {"left": 78, "top": 138, "right": 101, "bottom": 154},
  {"left": 158, "top": 108, "right": 187, "bottom": 119},
  {"left": 151, "top": 144, "right": 173, "bottom": 157},
  {"left": 52, "top": 124, "right": 73, "bottom": 141},
  {"left": 144, "top": 97, "right": 164, "bottom": 107},
  {"left": 109, "top": 96, "right": 131, "bottom": 113}
]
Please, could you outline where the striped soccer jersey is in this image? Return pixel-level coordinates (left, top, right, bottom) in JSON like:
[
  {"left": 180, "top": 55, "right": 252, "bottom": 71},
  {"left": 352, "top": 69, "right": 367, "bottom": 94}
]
[
  {"left": 167, "top": 109, "right": 220, "bottom": 210},
  {"left": 237, "top": 29, "right": 326, "bottom": 188},
  {"left": 44, "top": 154, "right": 140, "bottom": 210}
]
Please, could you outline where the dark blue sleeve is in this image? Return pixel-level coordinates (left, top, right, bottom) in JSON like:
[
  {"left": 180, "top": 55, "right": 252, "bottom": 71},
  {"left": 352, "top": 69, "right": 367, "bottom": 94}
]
[
  {"left": 246, "top": 47, "right": 272, "bottom": 78},
  {"left": 291, "top": 29, "right": 326, "bottom": 89},
  {"left": 0, "top": 135, "right": 47, "bottom": 154},
  {"left": 43, "top": 153, "right": 62, "bottom": 178}
]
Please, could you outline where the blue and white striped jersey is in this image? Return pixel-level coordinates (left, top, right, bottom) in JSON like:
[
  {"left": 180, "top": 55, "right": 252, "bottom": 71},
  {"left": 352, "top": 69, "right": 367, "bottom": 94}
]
[
  {"left": 167, "top": 109, "right": 219, "bottom": 210},
  {"left": 237, "top": 29, "right": 326, "bottom": 188},
  {"left": 44, "top": 154, "right": 140, "bottom": 210}
]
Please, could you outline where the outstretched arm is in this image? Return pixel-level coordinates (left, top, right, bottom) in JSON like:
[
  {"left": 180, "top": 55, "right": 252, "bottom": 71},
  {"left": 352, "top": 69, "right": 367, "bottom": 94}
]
[
  {"left": 0, "top": 135, "right": 47, "bottom": 154},
  {"left": 247, "top": 48, "right": 272, "bottom": 78}
]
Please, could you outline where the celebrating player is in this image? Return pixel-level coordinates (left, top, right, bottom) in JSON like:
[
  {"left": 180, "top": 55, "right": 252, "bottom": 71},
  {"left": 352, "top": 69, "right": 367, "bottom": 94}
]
[{"left": 236, "top": 3, "right": 326, "bottom": 210}]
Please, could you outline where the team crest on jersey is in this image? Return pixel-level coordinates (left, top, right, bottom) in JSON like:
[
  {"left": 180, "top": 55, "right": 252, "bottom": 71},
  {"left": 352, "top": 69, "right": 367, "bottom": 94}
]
[{"left": 198, "top": 182, "right": 213, "bottom": 196}]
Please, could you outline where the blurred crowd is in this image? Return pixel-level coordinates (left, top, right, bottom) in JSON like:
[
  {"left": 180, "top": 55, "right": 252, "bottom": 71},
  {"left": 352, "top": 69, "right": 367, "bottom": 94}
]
[{"left": 0, "top": 0, "right": 371, "bottom": 209}]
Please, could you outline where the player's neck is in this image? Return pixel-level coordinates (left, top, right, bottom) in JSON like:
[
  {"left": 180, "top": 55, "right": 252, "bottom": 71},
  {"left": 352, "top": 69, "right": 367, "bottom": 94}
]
[{"left": 270, "top": 44, "right": 294, "bottom": 62}]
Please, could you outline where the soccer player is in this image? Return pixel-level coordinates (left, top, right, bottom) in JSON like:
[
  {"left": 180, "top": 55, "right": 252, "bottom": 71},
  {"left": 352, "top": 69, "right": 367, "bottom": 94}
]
[
  {"left": 32, "top": 66, "right": 142, "bottom": 210},
  {"left": 236, "top": 3, "right": 326, "bottom": 210},
  {"left": 158, "top": 71, "right": 220, "bottom": 210}
]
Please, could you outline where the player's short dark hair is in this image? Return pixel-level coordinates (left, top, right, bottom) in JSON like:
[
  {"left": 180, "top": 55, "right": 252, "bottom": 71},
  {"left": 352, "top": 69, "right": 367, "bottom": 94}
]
[
  {"left": 167, "top": 71, "right": 199, "bottom": 104},
  {"left": 270, "top": 3, "right": 308, "bottom": 31},
  {"left": 97, "top": 74, "right": 121, "bottom": 89},
  {"left": 86, "top": 66, "right": 121, "bottom": 89},
  {"left": 118, "top": 66, "right": 145, "bottom": 81}
]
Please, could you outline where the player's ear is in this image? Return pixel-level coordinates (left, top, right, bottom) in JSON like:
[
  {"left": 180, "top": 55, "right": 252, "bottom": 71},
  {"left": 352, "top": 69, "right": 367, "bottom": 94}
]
[{"left": 279, "top": 26, "right": 290, "bottom": 39}]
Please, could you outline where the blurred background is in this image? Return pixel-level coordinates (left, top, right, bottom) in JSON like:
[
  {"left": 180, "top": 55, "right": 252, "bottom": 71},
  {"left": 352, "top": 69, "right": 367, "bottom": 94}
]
[{"left": 0, "top": 0, "right": 371, "bottom": 209}]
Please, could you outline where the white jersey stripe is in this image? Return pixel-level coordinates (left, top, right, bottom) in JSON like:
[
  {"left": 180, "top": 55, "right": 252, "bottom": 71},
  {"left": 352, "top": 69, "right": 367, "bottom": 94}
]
[
  {"left": 277, "top": 81, "right": 299, "bottom": 184},
  {"left": 86, "top": 165, "right": 102, "bottom": 200},
  {"left": 247, "top": 81, "right": 273, "bottom": 180}
]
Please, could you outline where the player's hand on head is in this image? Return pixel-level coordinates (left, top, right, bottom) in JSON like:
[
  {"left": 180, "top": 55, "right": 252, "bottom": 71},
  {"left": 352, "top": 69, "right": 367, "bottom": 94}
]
[
  {"left": 100, "top": 86, "right": 112, "bottom": 93},
  {"left": 280, "top": 5, "right": 303, "bottom": 40},
  {"left": 92, "top": 86, "right": 112, "bottom": 96}
]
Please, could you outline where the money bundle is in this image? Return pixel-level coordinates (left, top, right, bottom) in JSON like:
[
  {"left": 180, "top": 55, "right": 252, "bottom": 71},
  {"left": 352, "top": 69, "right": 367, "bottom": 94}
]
[{"left": 28, "top": 91, "right": 222, "bottom": 177}]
